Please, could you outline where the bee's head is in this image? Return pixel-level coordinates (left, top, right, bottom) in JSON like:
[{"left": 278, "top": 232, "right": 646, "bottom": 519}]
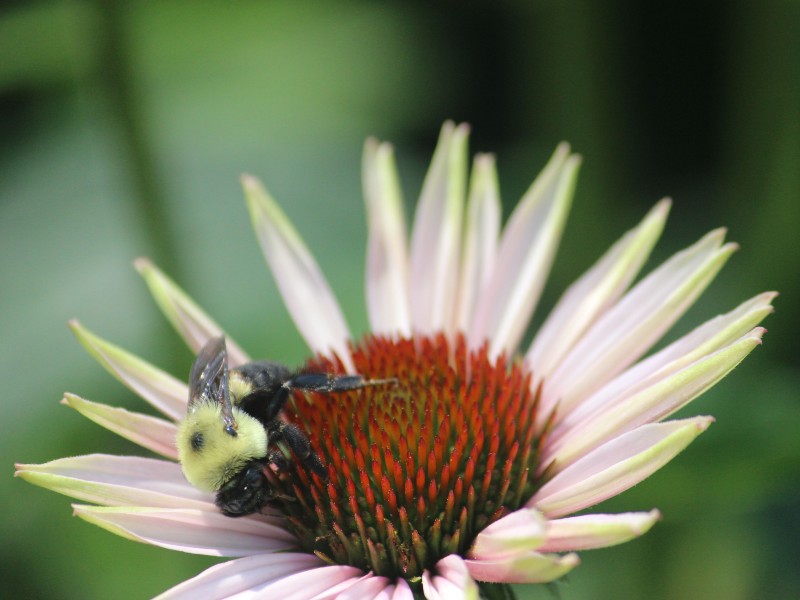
[{"left": 176, "top": 401, "right": 268, "bottom": 492}]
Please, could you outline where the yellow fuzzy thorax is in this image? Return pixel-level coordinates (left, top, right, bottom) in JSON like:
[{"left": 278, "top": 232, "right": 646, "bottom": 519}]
[
  {"left": 228, "top": 374, "right": 253, "bottom": 405},
  {"left": 176, "top": 401, "right": 268, "bottom": 492}
]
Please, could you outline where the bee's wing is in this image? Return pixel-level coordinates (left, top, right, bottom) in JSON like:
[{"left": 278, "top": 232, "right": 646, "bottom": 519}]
[{"left": 188, "top": 337, "right": 237, "bottom": 433}]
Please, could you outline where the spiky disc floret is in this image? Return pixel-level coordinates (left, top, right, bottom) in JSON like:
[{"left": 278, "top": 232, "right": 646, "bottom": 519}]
[{"left": 266, "top": 334, "right": 546, "bottom": 580}]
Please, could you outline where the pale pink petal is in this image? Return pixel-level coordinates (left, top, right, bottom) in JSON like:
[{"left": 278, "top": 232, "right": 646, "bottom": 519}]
[
  {"left": 389, "top": 580, "right": 414, "bottom": 600},
  {"left": 470, "top": 145, "right": 580, "bottom": 357},
  {"left": 272, "top": 567, "right": 363, "bottom": 600},
  {"left": 73, "top": 505, "right": 296, "bottom": 556},
  {"left": 363, "top": 138, "right": 411, "bottom": 336},
  {"left": 542, "top": 229, "right": 736, "bottom": 422},
  {"left": 154, "top": 553, "right": 325, "bottom": 599},
  {"left": 422, "top": 555, "right": 479, "bottom": 600},
  {"left": 15, "top": 453, "right": 211, "bottom": 509},
  {"left": 335, "top": 574, "right": 393, "bottom": 600},
  {"left": 455, "top": 154, "right": 500, "bottom": 332},
  {"left": 243, "top": 174, "right": 355, "bottom": 372},
  {"left": 532, "top": 416, "right": 713, "bottom": 518},
  {"left": 539, "top": 510, "right": 661, "bottom": 552},
  {"left": 528, "top": 198, "right": 670, "bottom": 379},
  {"left": 550, "top": 293, "right": 775, "bottom": 446},
  {"left": 61, "top": 393, "right": 178, "bottom": 458},
  {"left": 420, "top": 573, "right": 441, "bottom": 600},
  {"left": 372, "top": 584, "right": 397, "bottom": 600},
  {"left": 134, "top": 258, "right": 250, "bottom": 367},
  {"left": 305, "top": 576, "right": 368, "bottom": 600},
  {"left": 545, "top": 329, "right": 764, "bottom": 468},
  {"left": 409, "top": 121, "right": 468, "bottom": 336},
  {"left": 245, "top": 565, "right": 366, "bottom": 600},
  {"left": 468, "top": 507, "right": 546, "bottom": 559},
  {"left": 70, "top": 320, "right": 187, "bottom": 420},
  {"left": 464, "top": 551, "right": 579, "bottom": 584}
]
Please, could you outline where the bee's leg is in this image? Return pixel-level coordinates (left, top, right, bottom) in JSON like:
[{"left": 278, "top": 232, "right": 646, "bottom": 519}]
[
  {"left": 267, "top": 448, "right": 289, "bottom": 471},
  {"left": 262, "top": 387, "right": 291, "bottom": 422},
  {"left": 263, "top": 374, "right": 396, "bottom": 422},
  {"left": 263, "top": 375, "right": 359, "bottom": 421},
  {"left": 287, "top": 373, "right": 397, "bottom": 394},
  {"left": 269, "top": 421, "right": 326, "bottom": 478}
]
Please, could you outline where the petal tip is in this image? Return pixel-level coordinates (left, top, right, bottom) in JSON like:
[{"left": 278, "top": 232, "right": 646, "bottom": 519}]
[
  {"left": 69, "top": 320, "right": 97, "bottom": 344},
  {"left": 454, "top": 121, "right": 471, "bottom": 136},
  {"left": 241, "top": 175, "right": 269, "bottom": 206},
  {"left": 653, "top": 197, "right": 672, "bottom": 216},
  {"left": 722, "top": 241, "right": 740, "bottom": 253},
  {"left": 133, "top": 257, "right": 152, "bottom": 273},
  {"left": 68, "top": 320, "right": 93, "bottom": 344},
  {"left": 240, "top": 172, "right": 258, "bottom": 187},
  {"left": 696, "top": 415, "right": 715, "bottom": 431},
  {"left": 474, "top": 152, "right": 496, "bottom": 167},
  {"left": 709, "top": 227, "right": 728, "bottom": 242},
  {"left": 61, "top": 392, "right": 83, "bottom": 406},
  {"left": 376, "top": 140, "right": 395, "bottom": 156},
  {"left": 648, "top": 508, "right": 662, "bottom": 522}
]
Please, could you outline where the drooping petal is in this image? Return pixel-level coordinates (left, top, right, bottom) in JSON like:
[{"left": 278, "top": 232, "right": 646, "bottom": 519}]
[
  {"left": 70, "top": 320, "right": 187, "bottom": 420},
  {"left": 422, "top": 555, "right": 479, "bottom": 600},
  {"left": 135, "top": 258, "right": 250, "bottom": 367},
  {"left": 363, "top": 138, "right": 411, "bottom": 336},
  {"left": 463, "top": 551, "right": 579, "bottom": 584},
  {"left": 528, "top": 198, "right": 670, "bottom": 379},
  {"left": 272, "top": 567, "right": 365, "bottom": 600},
  {"left": 61, "top": 393, "right": 178, "bottom": 459},
  {"left": 409, "top": 121, "right": 468, "bottom": 336},
  {"left": 470, "top": 145, "right": 580, "bottom": 357},
  {"left": 242, "top": 174, "right": 355, "bottom": 372},
  {"left": 389, "top": 580, "right": 414, "bottom": 600},
  {"left": 532, "top": 416, "right": 713, "bottom": 518},
  {"left": 15, "top": 454, "right": 212, "bottom": 510},
  {"left": 372, "top": 585, "right": 397, "bottom": 600},
  {"left": 546, "top": 328, "right": 765, "bottom": 468},
  {"left": 307, "top": 573, "right": 370, "bottom": 600},
  {"left": 550, "top": 292, "right": 775, "bottom": 445},
  {"left": 154, "top": 553, "right": 326, "bottom": 600},
  {"left": 455, "top": 153, "right": 500, "bottom": 332},
  {"left": 539, "top": 510, "right": 661, "bottom": 553},
  {"left": 468, "top": 507, "right": 546, "bottom": 560},
  {"left": 542, "top": 229, "right": 737, "bottom": 421},
  {"left": 73, "top": 505, "right": 296, "bottom": 556},
  {"left": 334, "top": 574, "right": 394, "bottom": 600}
]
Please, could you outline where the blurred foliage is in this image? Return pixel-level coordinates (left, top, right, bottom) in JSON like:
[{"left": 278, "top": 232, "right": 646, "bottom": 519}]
[{"left": 2, "top": 1, "right": 798, "bottom": 598}]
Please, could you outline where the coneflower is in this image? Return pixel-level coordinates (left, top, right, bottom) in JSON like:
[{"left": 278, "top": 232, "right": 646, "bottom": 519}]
[{"left": 16, "top": 123, "right": 772, "bottom": 599}]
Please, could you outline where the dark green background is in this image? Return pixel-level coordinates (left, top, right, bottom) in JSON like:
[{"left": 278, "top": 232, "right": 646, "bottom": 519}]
[{"left": 3, "top": 1, "right": 798, "bottom": 598}]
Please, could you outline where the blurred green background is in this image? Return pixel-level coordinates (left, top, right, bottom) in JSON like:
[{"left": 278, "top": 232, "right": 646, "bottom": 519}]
[{"left": 3, "top": 1, "right": 798, "bottom": 598}]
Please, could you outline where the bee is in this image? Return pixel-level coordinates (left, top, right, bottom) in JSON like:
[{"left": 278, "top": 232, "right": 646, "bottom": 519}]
[{"left": 176, "top": 336, "right": 393, "bottom": 517}]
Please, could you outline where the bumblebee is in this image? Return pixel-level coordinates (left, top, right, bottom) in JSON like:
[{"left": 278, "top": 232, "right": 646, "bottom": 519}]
[{"left": 177, "top": 336, "right": 392, "bottom": 517}]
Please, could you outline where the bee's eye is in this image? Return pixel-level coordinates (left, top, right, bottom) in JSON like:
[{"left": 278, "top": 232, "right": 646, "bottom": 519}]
[
  {"left": 244, "top": 466, "right": 263, "bottom": 486},
  {"left": 190, "top": 432, "right": 204, "bottom": 451}
]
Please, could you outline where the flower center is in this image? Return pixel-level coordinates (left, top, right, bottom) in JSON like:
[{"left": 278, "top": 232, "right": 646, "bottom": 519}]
[{"left": 266, "top": 334, "right": 544, "bottom": 580}]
